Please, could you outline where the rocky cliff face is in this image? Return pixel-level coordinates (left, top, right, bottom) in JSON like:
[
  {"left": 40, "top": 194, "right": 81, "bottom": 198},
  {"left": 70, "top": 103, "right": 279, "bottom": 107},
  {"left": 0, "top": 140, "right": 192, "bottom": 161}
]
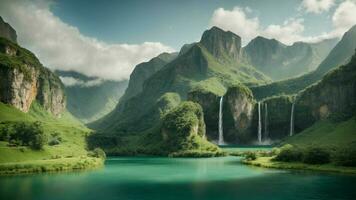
[
  {"left": 223, "top": 85, "right": 255, "bottom": 143},
  {"left": 0, "top": 38, "right": 65, "bottom": 116},
  {"left": 256, "top": 95, "right": 294, "bottom": 141},
  {"left": 0, "top": 17, "right": 17, "bottom": 43},
  {"left": 0, "top": 66, "right": 38, "bottom": 112}
]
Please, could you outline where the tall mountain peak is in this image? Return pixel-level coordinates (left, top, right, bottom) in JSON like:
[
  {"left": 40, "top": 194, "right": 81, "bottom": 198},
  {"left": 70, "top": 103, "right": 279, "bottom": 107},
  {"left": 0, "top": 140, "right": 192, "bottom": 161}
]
[
  {"left": 200, "top": 26, "right": 242, "bottom": 60},
  {"left": 248, "top": 36, "right": 285, "bottom": 48}
]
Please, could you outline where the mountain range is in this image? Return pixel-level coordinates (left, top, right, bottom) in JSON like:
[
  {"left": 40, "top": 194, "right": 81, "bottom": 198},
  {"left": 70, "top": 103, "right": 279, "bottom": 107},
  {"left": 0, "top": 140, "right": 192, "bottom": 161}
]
[{"left": 1, "top": 16, "right": 356, "bottom": 157}]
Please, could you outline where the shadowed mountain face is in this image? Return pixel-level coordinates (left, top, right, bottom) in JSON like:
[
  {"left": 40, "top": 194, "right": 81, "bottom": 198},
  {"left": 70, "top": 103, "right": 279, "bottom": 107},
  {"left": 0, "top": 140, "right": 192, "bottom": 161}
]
[
  {"left": 251, "top": 25, "right": 356, "bottom": 100},
  {"left": 120, "top": 52, "right": 178, "bottom": 102},
  {"left": 89, "top": 26, "right": 270, "bottom": 134},
  {"left": 243, "top": 36, "right": 338, "bottom": 80},
  {"left": 56, "top": 70, "right": 128, "bottom": 123},
  {"left": 0, "top": 17, "right": 17, "bottom": 43}
]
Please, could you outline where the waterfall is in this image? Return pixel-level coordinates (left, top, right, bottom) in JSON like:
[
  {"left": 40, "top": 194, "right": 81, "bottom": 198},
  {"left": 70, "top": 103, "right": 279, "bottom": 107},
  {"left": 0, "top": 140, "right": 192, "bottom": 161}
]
[
  {"left": 258, "top": 102, "right": 262, "bottom": 143},
  {"left": 264, "top": 103, "right": 268, "bottom": 140},
  {"left": 218, "top": 96, "right": 224, "bottom": 145},
  {"left": 290, "top": 103, "right": 295, "bottom": 136}
]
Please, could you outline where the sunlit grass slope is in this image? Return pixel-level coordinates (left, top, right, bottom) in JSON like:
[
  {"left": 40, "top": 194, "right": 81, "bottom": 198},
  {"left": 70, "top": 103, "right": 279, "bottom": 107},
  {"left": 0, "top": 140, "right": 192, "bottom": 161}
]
[
  {"left": 0, "top": 102, "right": 103, "bottom": 174},
  {"left": 284, "top": 117, "right": 356, "bottom": 148}
]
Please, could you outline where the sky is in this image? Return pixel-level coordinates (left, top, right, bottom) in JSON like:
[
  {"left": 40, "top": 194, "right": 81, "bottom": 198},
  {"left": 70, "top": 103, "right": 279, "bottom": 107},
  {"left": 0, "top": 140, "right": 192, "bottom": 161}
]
[{"left": 0, "top": 0, "right": 356, "bottom": 82}]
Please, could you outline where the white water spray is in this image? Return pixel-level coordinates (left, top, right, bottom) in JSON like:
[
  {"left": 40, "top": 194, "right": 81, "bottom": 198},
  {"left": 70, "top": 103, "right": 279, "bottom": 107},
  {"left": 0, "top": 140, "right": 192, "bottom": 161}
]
[
  {"left": 290, "top": 103, "right": 295, "bottom": 136},
  {"left": 258, "top": 102, "right": 262, "bottom": 143},
  {"left": 218, "top": 96, "right": 224, "bottom": 145},
  {"left": 264, "top": 103, "right": 268, "bottom": 140}
]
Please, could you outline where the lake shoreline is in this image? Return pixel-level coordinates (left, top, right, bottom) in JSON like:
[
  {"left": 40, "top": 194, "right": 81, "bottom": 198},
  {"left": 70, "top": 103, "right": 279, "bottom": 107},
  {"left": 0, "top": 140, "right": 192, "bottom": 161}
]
[
  {"left": 243, "top": 156, "right": 356, "bottom": 175},
  {"left": 0, "top": 156, "right": 104, "bottom": 176}
]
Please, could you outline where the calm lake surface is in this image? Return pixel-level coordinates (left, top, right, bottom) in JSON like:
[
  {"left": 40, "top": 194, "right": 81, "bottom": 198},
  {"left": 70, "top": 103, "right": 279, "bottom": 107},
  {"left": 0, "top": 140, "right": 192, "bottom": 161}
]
[{"left": 1, "top": 156, "right": 356, "bottom": 200}]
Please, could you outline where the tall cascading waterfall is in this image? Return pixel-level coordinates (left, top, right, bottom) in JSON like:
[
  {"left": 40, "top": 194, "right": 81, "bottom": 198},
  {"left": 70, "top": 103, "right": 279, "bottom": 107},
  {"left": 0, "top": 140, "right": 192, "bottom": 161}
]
[
  {"left": 264, "top": 103, "right": 268, "bottom": 140},
  {"left": 290, "top": 103, "right": 295, "bottom": 136},
  {"left": 218, "top": 96, "right": 224, "bottom": 145},
  {"left": 258, "top": 102, "right": 262, "bottom": 143}
]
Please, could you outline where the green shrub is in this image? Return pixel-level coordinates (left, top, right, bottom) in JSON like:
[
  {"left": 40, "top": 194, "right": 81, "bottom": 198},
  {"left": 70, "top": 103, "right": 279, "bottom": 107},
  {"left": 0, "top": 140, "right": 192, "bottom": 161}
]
[
  {"left": 334, "top": 146, "right": 356, "bottom": 167},
  {"left": 48, "top": 132, "right": 62, "bottom": 146},
  {"left": 273, "top": 145, "right": 303, "bottom": 162},
  {"left": 303, "top": 147, "right": 330, "bottom": 165},
  {"left": 271, "top": 147, "right": 281, "bottom": 156},
  {"left": 88, "top": 148, "right": 106, "bottom": 159},
  {"left": 0, "top": 125, "right": 11, "bottom": 141},
  {"left": 5, "top": 121, "right": 47, "bottom": 150},
  {"left": 245, "top": 151, "right": 257, "bottom": 161},
  {"left": 48, "top": 138, "right": 60, "bottom": 146}
]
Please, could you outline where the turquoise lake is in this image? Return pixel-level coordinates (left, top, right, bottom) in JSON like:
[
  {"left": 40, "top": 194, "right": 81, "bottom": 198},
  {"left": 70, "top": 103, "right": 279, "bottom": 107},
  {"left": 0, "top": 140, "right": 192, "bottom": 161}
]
[{"left": 0, "top": 156, "right": 356, "bottom": 200}]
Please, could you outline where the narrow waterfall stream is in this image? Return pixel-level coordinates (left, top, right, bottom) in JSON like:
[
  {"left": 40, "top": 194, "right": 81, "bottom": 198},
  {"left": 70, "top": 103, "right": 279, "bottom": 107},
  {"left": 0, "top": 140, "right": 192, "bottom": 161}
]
[
  {"left": 218, "top": 96, "right": 224, "bottom": 145},
  {"left": 264, "top": 103, "right": 268, "bottom": 140},
  {"left": 258, "top": 102, "right": 262, "bottom": 143},
  {"left": 290, "top": 103, "right": 295, "bottom": 136}
]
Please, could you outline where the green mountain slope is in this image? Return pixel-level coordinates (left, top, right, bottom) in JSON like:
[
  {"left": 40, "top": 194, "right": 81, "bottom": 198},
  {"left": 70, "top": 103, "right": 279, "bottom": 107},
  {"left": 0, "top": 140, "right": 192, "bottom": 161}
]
[
  {"left": 243, "top": 36, "right": 337, "bottom": 80},
  {"left": 0, "top": 101, "right": 89, "bottom": 162},
  {"left": 56, "top": 70, "right": 128, "bottom": 123},
  {"left": 90, "top": 26, "right": 271, "bottom": 135},
  {"left": 251, "top": 25, "right": 356, "bottom": 100}
]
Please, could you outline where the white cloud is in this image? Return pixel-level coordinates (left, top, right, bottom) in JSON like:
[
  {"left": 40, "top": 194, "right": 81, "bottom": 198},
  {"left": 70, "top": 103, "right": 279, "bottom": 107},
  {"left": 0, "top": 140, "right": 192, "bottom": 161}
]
[
  {"left": 59, "top": 76, "right": 103, "bottom": 87},
  {"left": 332, "top": 0, "right": 356, "bottom": 34},
  {"left": 209, "top": 7, "right": 307, "bottom": 45},
  {"left": 0, "top": 0, "right": 173, "bottom": 81},
  {"left": 301, "top": 0, "right": 335, "bottom": 14},
  {"left": 210, "top": 3, "right": 356, "bottom": 45},
  {"left": 263, "top": 19, "right": 305, "bottom": 45}
]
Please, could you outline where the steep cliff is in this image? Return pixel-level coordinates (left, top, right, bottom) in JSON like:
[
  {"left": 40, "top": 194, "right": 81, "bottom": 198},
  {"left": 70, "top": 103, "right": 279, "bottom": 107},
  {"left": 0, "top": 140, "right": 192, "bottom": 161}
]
[
  {"left": 257, "top": 95, "right": 294, "bottom": 141},
  {"left": 200, "top": 26, "right": 242, "bottom": 61},
  {"left": 294, "top": 51, "right": 356, "bottom": 132},
  {"left": 0, "top": 17, "right": 17, "bottom": 43},
  {"left": 188, "top": 89, "right": 220, "bottom": 141},
  {"left": 223, "top": 84, "right": 255, "bottom": 143},
  {"left": 0, "top": 37, "right": 65, "bottom": 116}
]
